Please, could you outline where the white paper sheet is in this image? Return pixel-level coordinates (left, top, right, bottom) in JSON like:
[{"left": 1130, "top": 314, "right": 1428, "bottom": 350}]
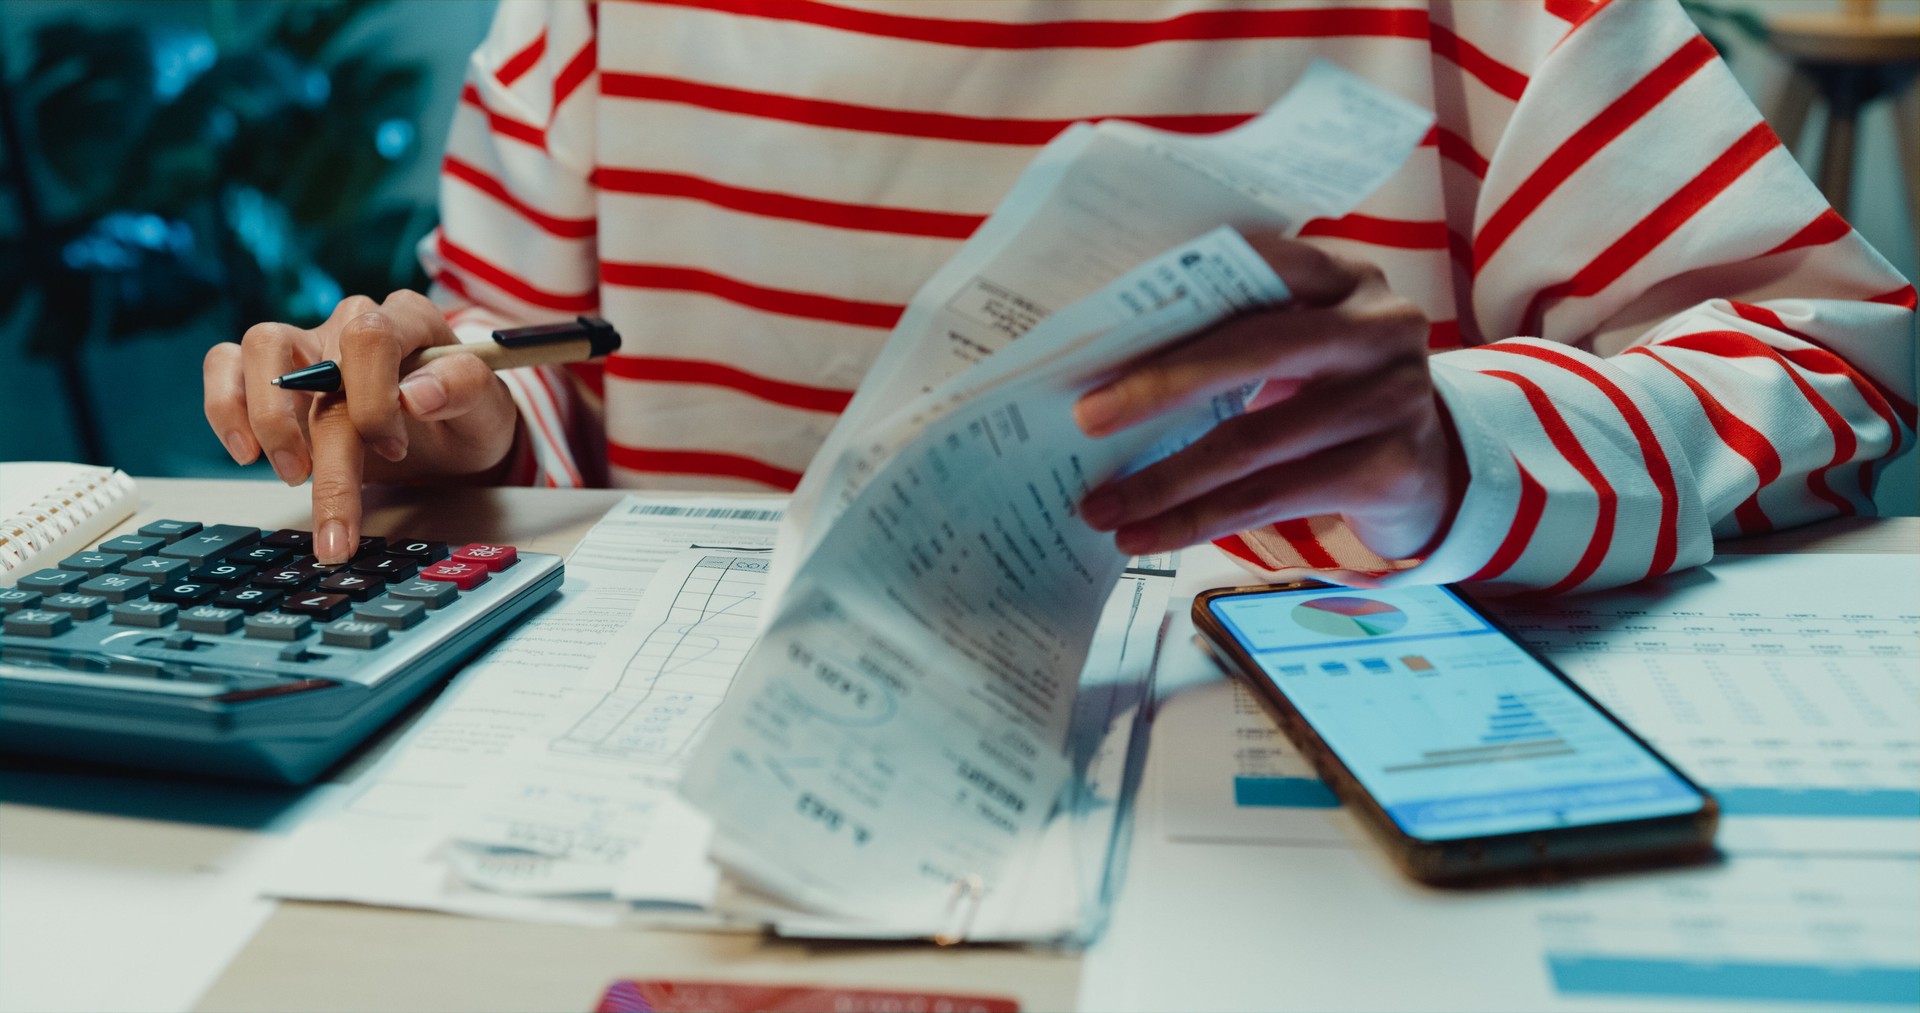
[{"left": 262, "top": 496, "right": 783, "bottom": 926}]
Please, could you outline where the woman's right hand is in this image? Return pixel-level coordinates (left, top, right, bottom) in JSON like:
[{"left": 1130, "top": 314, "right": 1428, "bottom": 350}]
[{"left": 203, "top": 291, "right": 523, "bottom": 564}]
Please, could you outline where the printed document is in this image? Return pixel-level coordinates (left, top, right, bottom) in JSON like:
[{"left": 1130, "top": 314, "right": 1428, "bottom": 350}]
[{"left": 682, "top": 61, "right": 1433, "bottom": 937}]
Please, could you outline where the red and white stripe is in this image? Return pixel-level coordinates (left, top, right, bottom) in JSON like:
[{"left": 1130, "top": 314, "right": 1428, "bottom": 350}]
[{"left": 423, "top": 0, "right": 1914, "bottom": 593}]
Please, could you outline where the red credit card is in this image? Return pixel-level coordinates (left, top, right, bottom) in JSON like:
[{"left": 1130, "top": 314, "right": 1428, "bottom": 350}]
[{"left": 594, "top": 979, "right": 1021, "bottom": 1013}]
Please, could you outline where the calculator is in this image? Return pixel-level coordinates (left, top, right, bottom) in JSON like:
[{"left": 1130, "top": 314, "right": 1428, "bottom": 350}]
[{"left": 0, "top": 520, "right": 562, "bottom": 784}]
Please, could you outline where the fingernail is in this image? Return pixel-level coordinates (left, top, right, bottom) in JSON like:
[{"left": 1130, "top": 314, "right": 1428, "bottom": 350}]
[
  {"left": 399, "top": 373, "right": 447, "bottom": 416},
  {"left": 317, "top": 521, "right": 349, "bottom": 564},
  {"left": 1075, "top": 388, "right": 1120, "bottom": 436},
  {"left": 271, "top": 450, "right": 304, "bottom": 486},
  {"left": 222, "top": 430, "right": 252, "bottom": 464},
  {"left": 373, "top": 436, "right": 408, "bottom": 463},
  {"left": 1080, "top": 491, "right": 1120, "bottom": 529}
]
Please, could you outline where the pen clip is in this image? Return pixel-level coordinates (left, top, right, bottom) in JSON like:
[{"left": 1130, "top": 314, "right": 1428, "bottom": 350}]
[
  {"left": 933, "top": 872, "right": 986, "bottom": 946},
  {"left": 492, "top": 316, "right": 622, "bottom": 357}
]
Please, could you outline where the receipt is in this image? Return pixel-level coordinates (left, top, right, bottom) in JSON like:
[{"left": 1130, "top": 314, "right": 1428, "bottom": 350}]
[{"left": 682, "top": 230, "right": 1293, "bottom": 926}]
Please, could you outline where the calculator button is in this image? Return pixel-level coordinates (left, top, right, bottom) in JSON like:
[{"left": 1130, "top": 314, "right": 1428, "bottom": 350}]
[
  {"left": 354, "top": 598, "right": 426, "bottom": 630},
  {"left": 4, "top": 610, "right": 72, "bottom": 637},
  {"left": 122, "top": 556, "right": 192, "bottom": 581},
  {"left": 317, "top": 573, "right": 381, "bottom": 600},
  {"left": 252, "top": 567, "right": 314, "bottom": 590},
  {"left": 263, "top": 529, "right": 314, "bottom": 551},
  {"left": 98, "top": 535, "right": 167, "bottom": 558},
  {"left": 179, "top": 606, "right": 245, "bottom": 634},
  {"left": 0, "top": 590, "right": 42, "bottom": 614},
  {"left": 111, "top": 600, "right": 178, "bottom": 627},
  {"left": 41, "top": 593, "right": 107, "bottom": 620},
  {"left": 162, "top": 631, "right": 200, "bottom": 651},
  {"left": 353, "top": 536, "right": 388, "bottom": 560},
  {"left": 157, "top": 525, "right": 261, "bottom": 564},
  {"left": 79, "top": 574, "right": 150, "bottom": 603},
  {"left": 17, "top": 569, "right": 86, "bottom": 594},
  {"left": 191, "top": 562, "right": 256, "bottom": 586},
  {"left": 321, "top": 619, "right": 390, "bottom": 649},
  {"left": 280, "top": 592, "right": 349, "bottom": 621},
  {"left": 60, "top": 552, "right": 127, "bottom": 576},
  {"left": 138, "top": 520, "right": 203, "bottom": 543},
  {"left": 351, "top": 554, "right": 418, "bottom": 580},
  {"left": 387, "top": 579, "right": 457, "bottom": 608},
  {"left": 149, "top": 581, "right": 217, "bottom": 606},
  {"left": 233, "top": 545, "right": 289, "bottom": 567},
  {"left": 452, "top": 544, "right": 517, "bottom": 571},
  {"left": 245, "top": 612, "right": 313, "bottom": 640},
  {"left": 387, "top": 539, "right": 447, "bottom": 562},
  {"left": 418, "top": 561, "right": 487, "bottom": 590},
  {"left": 214, "top": 587, "right": 283, "bottom": 613}
]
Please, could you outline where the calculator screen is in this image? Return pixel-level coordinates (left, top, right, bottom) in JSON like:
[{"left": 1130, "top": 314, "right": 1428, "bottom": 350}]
[{"left": 1208, "top": 585, "right": 1707, "bottom": 841}]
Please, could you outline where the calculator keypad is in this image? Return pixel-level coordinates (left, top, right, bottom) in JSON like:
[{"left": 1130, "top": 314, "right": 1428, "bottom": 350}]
[{"left": 0, "top": 521, "right": 524, "bottom": 691}]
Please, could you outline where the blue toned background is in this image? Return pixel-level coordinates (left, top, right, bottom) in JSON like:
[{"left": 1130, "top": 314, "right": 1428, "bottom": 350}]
[{"left": 0, "top": 0, "right": 1914, "bottom": 514}]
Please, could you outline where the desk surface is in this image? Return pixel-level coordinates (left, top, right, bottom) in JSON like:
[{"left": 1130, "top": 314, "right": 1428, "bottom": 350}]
[{"left": 3, "top": 478, "right": 1913, "bottom": 1013}]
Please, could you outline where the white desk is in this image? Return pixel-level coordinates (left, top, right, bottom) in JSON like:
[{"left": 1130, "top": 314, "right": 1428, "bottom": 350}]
[{"left": 0, "top": 478, "right": 1911, "bottom": 1012}]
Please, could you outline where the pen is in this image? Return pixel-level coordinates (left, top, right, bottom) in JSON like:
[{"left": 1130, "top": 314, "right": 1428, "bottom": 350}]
[{"left": 270, "top": 316, "right": 622, "bottom": 393}]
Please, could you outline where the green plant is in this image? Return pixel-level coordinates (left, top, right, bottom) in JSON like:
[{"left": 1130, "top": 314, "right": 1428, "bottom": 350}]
[{"left": 0, "top": 0, "right": 436, "bottom": 462}]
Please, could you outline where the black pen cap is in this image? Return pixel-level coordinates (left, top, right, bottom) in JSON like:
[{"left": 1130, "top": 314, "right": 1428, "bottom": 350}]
[
  {"left": 271, "top": 361, "right": 344, "bottom": 393},
  {"left": 492, "top": 316, "right": 622, "bottom": 357}
]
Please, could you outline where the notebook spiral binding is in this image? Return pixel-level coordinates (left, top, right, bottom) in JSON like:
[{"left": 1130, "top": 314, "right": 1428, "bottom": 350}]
[{"left": 0, "top": 466, "right": 137, "bottom": 578}]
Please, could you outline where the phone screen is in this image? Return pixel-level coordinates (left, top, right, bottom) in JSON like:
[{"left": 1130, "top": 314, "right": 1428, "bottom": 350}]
[{"left": 1207, "top": 585, "right": 1707, "bottom": 842}]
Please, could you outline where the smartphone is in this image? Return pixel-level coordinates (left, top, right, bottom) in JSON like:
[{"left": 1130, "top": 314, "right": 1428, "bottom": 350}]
[{"left": 1192, "top": 581, "right": 1718, "bottom": 884}]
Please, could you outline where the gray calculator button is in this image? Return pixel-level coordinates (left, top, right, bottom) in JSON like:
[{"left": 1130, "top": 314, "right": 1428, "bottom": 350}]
[
  {"left": 99, "top": 535, "right": 167, "bottom": 558},
  {"left": 354, "top": 598, "right": 426, "bottom": 630},
  {"left": 244, "top": 612, "right": 312, "bottom": 641},
  {"left": 42, "top": 593, "right": 107, "bottom": 620},
  {"left": 4, "top": 610, "right": 71, "bottom": 637},
  {"left": 122, "top": 556, "right": 192, "bottom": 580},
  {"left": 162, "top": 631, "right": 199, "bottom": 651},
  {"left": 387, "top": 579, "right": 457, "bottom": 608},
  {"left": 112, "top": 600, "right": 178, "bottom": 627},
  {"left": 79, "top": 573, "right": 150, "bottom": 603},
  {"left": 138, "top": 519, "right": 202, "bottom": 542},
  {"left": 321, "top": 619, "right": 390, "bottom": 649},
  {"left": 157, "top": 525, "right": 261, "bottom": 563},
  {"left": 0, "top": 590, "right": 41, "bottom": 613},
  {"left": 60, "top": 552, "right": 127, "bottom": 576},
  {"left": 179, "top": 606, "right": 244, "bottom": 634},
  {"left": 17, "top": 569, "right": 85, "bottom": 594}
]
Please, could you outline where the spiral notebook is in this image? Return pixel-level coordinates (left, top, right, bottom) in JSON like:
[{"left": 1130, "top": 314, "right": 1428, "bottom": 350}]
[{"left": 0, "top": 463, "right": 140, "bottom": 585}]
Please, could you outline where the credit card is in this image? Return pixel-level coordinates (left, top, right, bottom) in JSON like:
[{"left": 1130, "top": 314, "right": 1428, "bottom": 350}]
[{"left": 594, "top": 979, "right": 1021, "bottom": 1012}]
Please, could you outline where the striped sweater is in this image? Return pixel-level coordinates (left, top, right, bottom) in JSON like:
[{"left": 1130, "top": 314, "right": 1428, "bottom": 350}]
[{"left": 422, "top": 0, "right": 1917, "bottom": 594}]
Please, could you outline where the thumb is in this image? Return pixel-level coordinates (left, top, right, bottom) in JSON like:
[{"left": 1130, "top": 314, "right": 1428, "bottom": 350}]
[{"left": 398, "top": 354, "right": 512, "bottom": 423}]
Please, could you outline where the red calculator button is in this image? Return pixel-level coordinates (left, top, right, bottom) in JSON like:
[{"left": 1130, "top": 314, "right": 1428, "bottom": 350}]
[
  {"left": 451, "top": 543, "right": 517, "bottom": 571},
  {"left": 418, "top": 560, "right": 488, "bottom": 589}
]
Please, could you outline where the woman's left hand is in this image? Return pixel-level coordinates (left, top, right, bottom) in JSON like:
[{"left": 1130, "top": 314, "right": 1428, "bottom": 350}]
[{"left": 1075, "top": 235, "right": 1464, "bottom": 561}]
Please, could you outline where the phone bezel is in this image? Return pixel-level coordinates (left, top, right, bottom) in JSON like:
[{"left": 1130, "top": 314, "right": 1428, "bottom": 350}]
[{"left": 1191, "top": 580, "right": 1720, "bottom": 885}]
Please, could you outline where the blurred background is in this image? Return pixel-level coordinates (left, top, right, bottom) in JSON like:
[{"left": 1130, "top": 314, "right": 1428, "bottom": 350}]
[{"left": 0, "top": 0, "right": 1915, "bottom": 514}]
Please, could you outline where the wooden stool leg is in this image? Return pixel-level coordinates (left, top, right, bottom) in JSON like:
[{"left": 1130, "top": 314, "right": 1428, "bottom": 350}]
[
  {"left": 1818, "top": 68, "right": 1864, "bottom": 215},
  {"left": 1772, "top": 67, "right": 1818, "bottom": 152},
  {"left": 1895, "top": 75, "right": 1920, "bottom": 251}
]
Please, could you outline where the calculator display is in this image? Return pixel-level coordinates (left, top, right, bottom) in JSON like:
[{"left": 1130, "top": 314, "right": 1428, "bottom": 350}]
[{"left": 1208, "top": 585, "right": 1707, "bottom": 841}]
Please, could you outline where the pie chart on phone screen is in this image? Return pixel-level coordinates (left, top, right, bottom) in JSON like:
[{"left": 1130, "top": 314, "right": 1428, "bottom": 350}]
[{"left": 1292, "top": 596, "right": 1409, "bottom": 638}]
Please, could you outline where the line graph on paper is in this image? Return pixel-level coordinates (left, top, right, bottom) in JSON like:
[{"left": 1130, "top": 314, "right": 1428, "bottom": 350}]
[{"left": 551, "top": 552, "right": 769, "bottom": 771}]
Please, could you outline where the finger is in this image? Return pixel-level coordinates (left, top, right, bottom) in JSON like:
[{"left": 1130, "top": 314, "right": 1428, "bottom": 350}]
[
  {"left": 338, "top": 295, "right": 446, "bottom": 462},
  {"left": 1241, "top": 235, "right": 1371, "bottom": 307},
  {"left": 1075, "top": 300, "right": 1427, "bottom": 437},
  {"left": 307, "top": 391, "right": 366, "bottom": 565},
  {"left": 1109, "top": 432, "right": 1444, "bottom": 558},
  {"left": 241, "top": 322, "right": 318, "bottom": 485},
  {"left": 202, "top": 342, "right": 259, "bottom": 464},
  {"left": 398, "top": 354, "right": 522, "bottom": 474},
  {"left": 1080, "top": 361, "right": 1431, "bottom": 531}
]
